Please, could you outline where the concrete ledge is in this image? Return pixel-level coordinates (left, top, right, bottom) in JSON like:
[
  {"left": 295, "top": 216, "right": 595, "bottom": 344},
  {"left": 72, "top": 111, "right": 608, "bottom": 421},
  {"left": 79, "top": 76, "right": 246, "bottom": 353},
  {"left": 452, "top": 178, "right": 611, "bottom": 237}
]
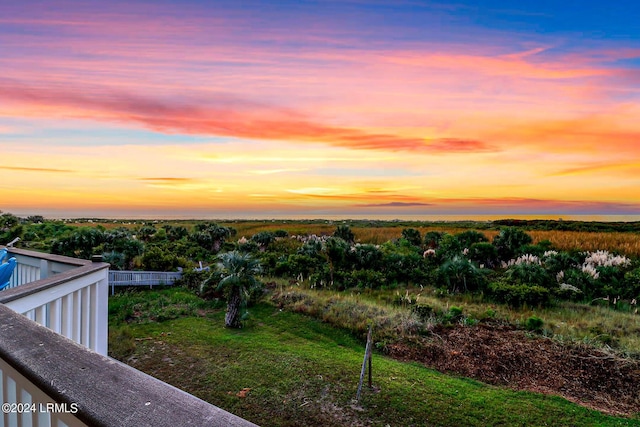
[{"left": 0, "top": 304, "right": 259, "bottom": 427}]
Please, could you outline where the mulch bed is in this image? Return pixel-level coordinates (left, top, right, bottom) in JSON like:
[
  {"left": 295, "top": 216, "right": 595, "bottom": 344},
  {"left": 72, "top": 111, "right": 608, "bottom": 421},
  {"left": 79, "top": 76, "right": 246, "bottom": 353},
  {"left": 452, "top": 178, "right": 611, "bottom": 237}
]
[{"left": 386, "top": 323, "right": 640, "bottom": 417}]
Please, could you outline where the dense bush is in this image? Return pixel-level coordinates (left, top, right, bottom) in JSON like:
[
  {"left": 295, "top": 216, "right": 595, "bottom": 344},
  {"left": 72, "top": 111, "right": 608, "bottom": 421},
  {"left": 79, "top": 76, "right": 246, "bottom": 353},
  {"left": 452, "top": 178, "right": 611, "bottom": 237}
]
[
  {"left": 488, "top": 279, "right": 552, "bottom": 308},
  {"left": 505, "top": 262, "right": 553, "bottom": 289},
  {"left": 51, "top": 227, "right": 106, "bottom": 259},
  {"left": 348, "top": 243, "right": 384, "bottom": 270},
  {"left": 492, "top": 227, "right": 533, "bottom": 261},
  {"left": 401, "top": 228, "right": 422, "bottom": 247},
  {"left": 543, "top": 251, "right": 579, "bottom": 276},
  {"left": 623, "top": 268, "right": 640, "bottom": 300},
  {"left": 468, "top": 242, "right": 499, "bottom": 268},
  {"left": 138, "top": 246, "right": 189, "bottom": 271},
  {"left": 455, "top": 230, "right": 488, "bottom": 248},
  {"left": 348, "top": 269, "right": 386, "bottom": 289},
  {"left": 381, "top": 251, "right": 428, "bottom": 284},
  {"left": 251, "top": 231, "right": 275, "bottom": 250},
  {"left": 435, "top": 234, "right": 463, "bottom": 259},
  {"left": 176, "top": 269, "right": 211, "bottom": 294},
  {"left": 275, "top": 254, "right": 322, "bottom": 279},
  {"left": 424, "top": 231, "right": 445, "bottom": 248}
]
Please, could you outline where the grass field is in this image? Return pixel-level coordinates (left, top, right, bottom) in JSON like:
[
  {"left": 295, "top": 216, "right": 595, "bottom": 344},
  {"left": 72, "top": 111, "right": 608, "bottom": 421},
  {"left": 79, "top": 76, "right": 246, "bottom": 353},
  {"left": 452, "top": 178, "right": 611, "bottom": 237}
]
[{"left": 109, "top": 288, "right": 639, "bottom": 427}]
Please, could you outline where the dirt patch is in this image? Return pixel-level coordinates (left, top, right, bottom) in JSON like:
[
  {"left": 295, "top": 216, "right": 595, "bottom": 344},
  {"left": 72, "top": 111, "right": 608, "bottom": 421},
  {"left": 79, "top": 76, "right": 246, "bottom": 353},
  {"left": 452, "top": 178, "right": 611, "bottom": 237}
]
[{"left": 386, "top": 323, "right": 640, "bottom": 417}]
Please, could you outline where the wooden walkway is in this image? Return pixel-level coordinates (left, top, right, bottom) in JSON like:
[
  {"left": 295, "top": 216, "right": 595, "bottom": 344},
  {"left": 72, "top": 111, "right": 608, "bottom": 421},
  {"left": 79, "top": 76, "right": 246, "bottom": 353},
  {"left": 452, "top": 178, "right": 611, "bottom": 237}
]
[{"left": 108, "top": 270, "right": 183, "bottom": 295}]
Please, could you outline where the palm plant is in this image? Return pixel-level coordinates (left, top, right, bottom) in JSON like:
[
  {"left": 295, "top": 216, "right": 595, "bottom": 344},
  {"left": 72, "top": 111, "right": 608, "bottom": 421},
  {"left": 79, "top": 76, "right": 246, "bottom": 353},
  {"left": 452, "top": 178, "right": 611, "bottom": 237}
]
[
  {"left": 212, "top": 251, "right": 263, "bottom": 328},
  {"left": 401, "top": 228, "right": 422, "bottom": 247},
  {"left": 439, "top": 255, "right": 483, "bottom": 292}
]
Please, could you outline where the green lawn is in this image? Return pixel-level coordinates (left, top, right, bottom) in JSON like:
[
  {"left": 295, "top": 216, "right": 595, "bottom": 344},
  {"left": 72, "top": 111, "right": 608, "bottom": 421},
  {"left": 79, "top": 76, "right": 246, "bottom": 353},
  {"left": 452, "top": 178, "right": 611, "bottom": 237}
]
[{"left": 109, "top": 289, "right": 639, "bottom": 427}]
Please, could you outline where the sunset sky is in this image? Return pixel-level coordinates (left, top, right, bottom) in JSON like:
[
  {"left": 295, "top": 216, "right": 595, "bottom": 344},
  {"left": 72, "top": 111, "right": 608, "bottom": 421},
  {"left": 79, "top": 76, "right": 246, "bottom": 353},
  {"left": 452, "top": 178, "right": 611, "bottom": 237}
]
[{"left": 1, "top": 0, "right": 639, "bottom": 219}]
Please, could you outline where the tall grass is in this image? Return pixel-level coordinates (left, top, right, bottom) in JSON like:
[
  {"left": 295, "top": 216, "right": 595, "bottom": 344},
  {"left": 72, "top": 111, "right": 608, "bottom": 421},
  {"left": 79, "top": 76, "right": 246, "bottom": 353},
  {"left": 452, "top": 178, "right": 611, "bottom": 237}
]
[
  {"left": 529, "top": 230, "right": 640, "bottom": 257},
  {"left": 272, "top": 283, "right": 640, "bottom": 356}
]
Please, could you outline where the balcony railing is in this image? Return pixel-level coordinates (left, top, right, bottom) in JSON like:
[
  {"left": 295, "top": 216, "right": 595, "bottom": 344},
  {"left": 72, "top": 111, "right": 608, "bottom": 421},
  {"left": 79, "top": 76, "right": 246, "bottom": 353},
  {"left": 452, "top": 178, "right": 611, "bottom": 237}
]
[
  {"left": 0, "top": 247, "right": 258, "bottom": 427},
  {"left": 1, "top": 247, "right": 109, "bottom": 355}
]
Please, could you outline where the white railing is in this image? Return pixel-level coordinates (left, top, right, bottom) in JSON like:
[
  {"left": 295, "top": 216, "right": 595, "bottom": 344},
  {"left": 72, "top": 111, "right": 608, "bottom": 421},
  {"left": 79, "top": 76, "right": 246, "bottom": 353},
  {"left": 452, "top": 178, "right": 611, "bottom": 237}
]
[
  {"left": 0, "top": 248, "right": 109, "bottom": 355},
  {"left": 0, "top": 356, "right": 87, "bottom": 427},
  {"left": 0, "top": 247, "right": 259, "bottom": 427},
  {"left": 108, "top": 270, "right": 182, "bottom": 295}
]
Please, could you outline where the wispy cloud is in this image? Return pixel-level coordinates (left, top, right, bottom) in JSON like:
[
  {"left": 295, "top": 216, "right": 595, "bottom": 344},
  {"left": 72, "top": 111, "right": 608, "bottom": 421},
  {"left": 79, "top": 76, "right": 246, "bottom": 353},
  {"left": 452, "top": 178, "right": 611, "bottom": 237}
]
[
  {"left": 249, "top": 168, "right": 307, "bottom": 175},
  {"left": 0, "top": 80, "right": 495, "bottom": 154},
  {"left": 549, "top": 161, "right": 640, "bottom": 177},
  {"left": 0, "top": 165, "right": 75, "bottom": 173},
  {"left": 137, "top": 177, "right": 194, "bottom": 182},
  {"left": 356, "top": 202, "right": 433, "bottom": 207}
]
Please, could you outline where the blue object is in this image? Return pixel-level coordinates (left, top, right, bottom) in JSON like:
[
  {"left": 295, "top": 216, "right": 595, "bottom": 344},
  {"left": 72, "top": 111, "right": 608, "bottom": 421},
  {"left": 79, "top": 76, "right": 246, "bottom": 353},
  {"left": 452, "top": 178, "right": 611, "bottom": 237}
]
[
  {"left": 0, "top": 257, "right": 17, "bottom": 290},
  {"left": 0, "top": 248, "right": 7, "bottom": 263}
]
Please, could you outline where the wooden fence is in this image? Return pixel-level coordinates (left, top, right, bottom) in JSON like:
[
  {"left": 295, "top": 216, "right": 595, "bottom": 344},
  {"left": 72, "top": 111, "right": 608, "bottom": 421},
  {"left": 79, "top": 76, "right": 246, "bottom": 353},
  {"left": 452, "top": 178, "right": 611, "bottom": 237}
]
[{"left": 108, "top": 270, "right": 183, "bottom": 295}]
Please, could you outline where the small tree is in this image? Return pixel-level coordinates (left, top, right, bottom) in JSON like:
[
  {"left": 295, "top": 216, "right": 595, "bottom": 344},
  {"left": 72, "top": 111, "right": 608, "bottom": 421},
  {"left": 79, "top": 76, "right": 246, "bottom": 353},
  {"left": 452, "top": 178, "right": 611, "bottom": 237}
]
[
  {"left": 333, "top": 224, "right": 355, "bottom": 244},
  {"left": 213, "top": 251, "right": 263, "bottom": 328},
  {"left": 191, "top": 222, "right": 234, "bottom": 253}
]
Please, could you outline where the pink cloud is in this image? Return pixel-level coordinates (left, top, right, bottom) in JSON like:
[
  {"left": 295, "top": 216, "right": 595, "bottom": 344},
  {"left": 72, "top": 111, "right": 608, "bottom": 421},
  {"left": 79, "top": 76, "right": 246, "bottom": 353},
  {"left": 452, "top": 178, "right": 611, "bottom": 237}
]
[{"left": 0, "top": 80, "right": 495, "bottom": 154}]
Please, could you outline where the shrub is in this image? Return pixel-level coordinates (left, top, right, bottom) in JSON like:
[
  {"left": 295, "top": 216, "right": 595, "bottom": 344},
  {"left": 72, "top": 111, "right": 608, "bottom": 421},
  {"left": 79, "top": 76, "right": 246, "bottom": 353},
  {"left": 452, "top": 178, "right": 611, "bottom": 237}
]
[
  {"left": 488, "top": 279, "right": 551, "bottom": 308},
  {"left": 177, "top": 269, "right": 211, "bottom": 293},
  {"left": 438, "top": 256, "right": 484, "bottom": 293},
  {"left": 251, "top": 231, "right": 275, "bottom": 249},
  {"left": 138, "top": 245, "right": 189, "bottom": 271},
  {"left": 349, "top": 243, "right": 383, "bottom": 270},
  {"left": 455, "top": 230, "right": 488, "bottom": 248},
  {"left": 333, "top": 224, "right": 355, "bottom": 243},
  {"left": 482, "top": 308, "right": 496, "bottom": 320},
  {"left": 505, "top": 262, "right": 553, "bottom": 289},
  {"left": 436, "top": 234, "right": 463, "bottom": 259},
  {"left": 275, "top": 254, "right": 323, "bottom": 278},
  {"left": 592, "top": 265, "right": 626, "bottom": 298},
  {"left": 424, "top": 231, "right": 445, "bottom": 248},
  {"left": 441, "top": 306, "right": 464, "bottom": 324},
  {"left": 515, "top": 244, "right": 547, "bottom": 257},
  {"left": 411, "top": 304, "right": 434, "bottom": 320},
  {"left": 492, "top": 227, "right": 533, "bottom": 261},
  {"left": 382, "top": 251, "right": 428, "bottom": 284},
  {"left": 561, "top": 268, "right": 595, "bottom": 300},
  {"left": 349, "top": 269, "right": 386, "bottom": 289},
  {"left": 543, "top": 251, "right": 579, "bottom": 276},
  {"left": 401, "top": 228, "right": 422, "bottom": 247},
  {"left": 525, "top": 316, "right": 544, "bottom": 332},
  {"left": 273, "top": 229, "right": 289, "bottom": 238},
  {"left": 623, "top": 267, "right": 640, "bottom": 300},
  {"left": 237, "top": 240, "right": 260, "bottom": 253},
  {"left": 297, "top": 239, "right": 323, "bottom": 257},
  {"left": 468, "top": 242, "right": 499, "bottom": 268}
]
